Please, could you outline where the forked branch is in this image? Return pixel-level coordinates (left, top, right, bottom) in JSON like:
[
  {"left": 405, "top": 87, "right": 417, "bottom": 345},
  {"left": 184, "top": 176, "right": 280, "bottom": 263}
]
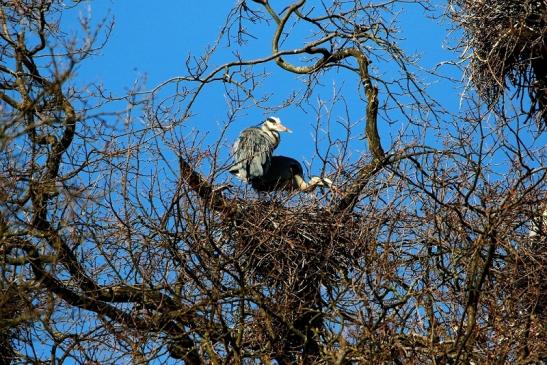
[{"left": 257, "top": 0, "right": 386, "bottom": 211}]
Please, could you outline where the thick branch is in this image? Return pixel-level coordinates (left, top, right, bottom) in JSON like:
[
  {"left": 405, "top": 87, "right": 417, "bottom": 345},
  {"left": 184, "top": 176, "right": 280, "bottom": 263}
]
[
  {"left": 453, "top": 233, "right": 497, "bottom": 363},
  {"left": 335, "top": 51, "right": 386, "bottom": 212},
  {"left": 26, "top": 248, "right": 203, "bottom": 363},
  {"left": 179, "top": 156, "right": 237, "bottom": 215},
  {"left": 257, "top": 1, "right": 387, "bottom": 211}
]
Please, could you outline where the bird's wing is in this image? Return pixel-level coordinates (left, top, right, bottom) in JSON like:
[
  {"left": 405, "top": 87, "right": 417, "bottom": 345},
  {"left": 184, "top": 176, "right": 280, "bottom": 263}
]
[
  {"left": 251, "top": 156, "right": 301, "bottom": 192},
  {"left": 232, "top": 128, "right": 275, "bottom": 179}
]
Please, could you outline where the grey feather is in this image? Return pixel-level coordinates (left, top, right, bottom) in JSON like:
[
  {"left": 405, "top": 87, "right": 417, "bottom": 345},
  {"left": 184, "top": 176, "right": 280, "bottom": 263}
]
[{"left": 230, "top": 126, "right": 279, "bottom": 181}]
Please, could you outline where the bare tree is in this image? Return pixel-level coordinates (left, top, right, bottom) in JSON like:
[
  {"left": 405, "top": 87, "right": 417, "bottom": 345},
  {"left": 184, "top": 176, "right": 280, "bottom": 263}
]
[{"left": 1, "top": 0, "right": 545, "bottom": 364}]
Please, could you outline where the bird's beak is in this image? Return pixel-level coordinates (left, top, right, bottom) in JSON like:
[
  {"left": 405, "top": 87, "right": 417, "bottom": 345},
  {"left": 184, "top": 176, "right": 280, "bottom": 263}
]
[{"left": 279, "top": 124, "right": 292, "bottom": 133}]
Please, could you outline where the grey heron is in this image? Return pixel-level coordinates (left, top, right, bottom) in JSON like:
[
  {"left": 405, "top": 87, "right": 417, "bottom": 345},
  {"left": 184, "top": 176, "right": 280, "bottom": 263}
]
[
  {"left": 229, "top": 116, "right": 291, "bottom": 182},
  {"left": 250, "top": 156, "right": 332, "bottom": 193}
]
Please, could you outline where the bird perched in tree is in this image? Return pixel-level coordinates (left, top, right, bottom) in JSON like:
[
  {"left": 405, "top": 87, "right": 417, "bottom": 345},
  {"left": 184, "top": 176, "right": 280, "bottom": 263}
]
[
  {"left": 529, "top": 207, "right": 547, "bottom": 237},
  {"left": 229, "top": 117, "right": 291, "bottom": 182},
  {"left": 250, "top": 155, "right": 332, "bottom": 193}
]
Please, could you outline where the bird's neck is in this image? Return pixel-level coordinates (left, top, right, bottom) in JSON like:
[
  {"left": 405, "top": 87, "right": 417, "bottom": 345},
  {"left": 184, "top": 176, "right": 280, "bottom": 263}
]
[{"left": 261, "top": 126, "right": 280, "bottom": 148}]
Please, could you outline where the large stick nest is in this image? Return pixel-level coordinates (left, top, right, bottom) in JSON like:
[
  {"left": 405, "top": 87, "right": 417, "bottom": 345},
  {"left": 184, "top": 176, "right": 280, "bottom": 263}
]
[
  {"left": 232, "top": 201, "right": 371, "bottom": 289},
  {"left": 450, "top": 0, "right": 547, "bottom": 125},
  {"left": 225, "top": 199, "right": 376, "bottom": 355}
]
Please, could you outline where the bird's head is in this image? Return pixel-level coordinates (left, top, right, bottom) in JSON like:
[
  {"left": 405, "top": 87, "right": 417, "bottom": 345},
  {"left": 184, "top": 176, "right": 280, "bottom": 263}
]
[{"left": 263, "top": 116, "right": 292, "bottom": 133}]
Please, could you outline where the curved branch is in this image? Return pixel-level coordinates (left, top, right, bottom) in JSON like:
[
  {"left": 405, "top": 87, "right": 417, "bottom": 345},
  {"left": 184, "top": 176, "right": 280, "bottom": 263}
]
[
  {"left": 256, "top": 1, "right": 387, "bottom": 212},
  {"left": 27, "top": 253, "right": 202, "bottom": 364}
]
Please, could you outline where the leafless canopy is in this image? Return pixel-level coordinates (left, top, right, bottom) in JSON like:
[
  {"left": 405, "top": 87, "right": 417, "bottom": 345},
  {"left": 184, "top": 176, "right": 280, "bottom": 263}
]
[{"left": 0, "top": 0, "right": 545, "bottom": 364}]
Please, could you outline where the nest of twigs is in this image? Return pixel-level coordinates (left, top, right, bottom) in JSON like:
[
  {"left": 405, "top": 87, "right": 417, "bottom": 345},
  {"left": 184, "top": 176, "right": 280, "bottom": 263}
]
[
  {"left": 0, "top": 286, "right": 31, "bottom": 362},
  {"left": 451, "top": 0, "right": 547, "bottom": 124},
  {"left": 229, "top": 199, "right": 374, "bottom": 354},
  {"left": 233, "top": 201, "right": 369, "bottom": 287}
]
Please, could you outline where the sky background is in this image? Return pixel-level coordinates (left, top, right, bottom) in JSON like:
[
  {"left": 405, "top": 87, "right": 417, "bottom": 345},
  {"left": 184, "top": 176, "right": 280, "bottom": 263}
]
[
  {"left": 60, "top": 1, "right": 472, "bottom": 183},
  {"left": 22, "top": 2, "right": 544, "bottom": 362}
]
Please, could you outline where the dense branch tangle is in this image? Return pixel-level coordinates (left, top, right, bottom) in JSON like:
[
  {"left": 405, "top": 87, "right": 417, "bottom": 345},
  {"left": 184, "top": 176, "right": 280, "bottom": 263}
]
[
  {"left": 0, "top": 1, "right": 545, "bottom": 364},
  {"left": 173, "top": 1, "right": 388, "bottom": 362},
  {"left": 0, "top": 0, "right": 391, "bottom": 363}
]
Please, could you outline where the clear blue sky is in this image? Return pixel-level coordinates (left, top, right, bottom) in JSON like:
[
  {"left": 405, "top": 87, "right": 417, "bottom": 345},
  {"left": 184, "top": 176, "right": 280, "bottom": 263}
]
[{"left": 63, "top": 1, "right": 465, "bottom": 181}]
